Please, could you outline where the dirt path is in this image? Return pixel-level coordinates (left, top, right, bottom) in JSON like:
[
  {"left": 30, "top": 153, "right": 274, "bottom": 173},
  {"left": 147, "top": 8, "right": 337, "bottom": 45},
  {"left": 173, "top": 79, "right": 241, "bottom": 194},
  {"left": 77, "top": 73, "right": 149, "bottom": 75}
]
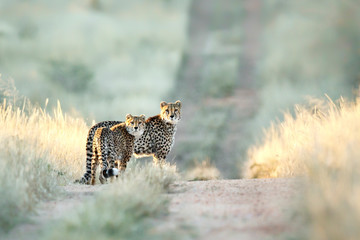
[
  {"left": 5, "top": 178, "right": 301, "bottom": 240},
  {"left": 165, "top": 178, "right": 301, "bottom": 240}
]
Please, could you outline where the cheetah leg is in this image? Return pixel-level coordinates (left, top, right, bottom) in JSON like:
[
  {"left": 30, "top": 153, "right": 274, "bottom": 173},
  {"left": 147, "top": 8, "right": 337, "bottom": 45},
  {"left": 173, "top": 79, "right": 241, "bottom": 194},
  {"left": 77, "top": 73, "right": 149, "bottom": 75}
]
[
  {"left": 113, "top": 160, "right": 122, "bottom": 179},
  {"left": 107, "top": 149, "right": 117, "bottom": 182},
  {"left": 153, "top": 151, "right": 168, "bottom": 167},
  {"left": 118, "top": 160, "right": 128, "bottom": 172},
  {"left": 99, "top": 147, "right": 109, "bottom": 185},
  {"left": 119, "top": 153, "right": 132, "bottom": 172},
  {"left": 90, "top": 149, "right": 98, "bottom": 185}
]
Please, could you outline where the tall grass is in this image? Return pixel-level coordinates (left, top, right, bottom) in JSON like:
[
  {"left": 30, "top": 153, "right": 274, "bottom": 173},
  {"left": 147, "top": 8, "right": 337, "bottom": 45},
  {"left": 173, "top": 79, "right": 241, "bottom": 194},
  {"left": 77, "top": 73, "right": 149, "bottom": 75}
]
[
  {"left": 0, "top": 79, "right": 88, "bottom": 232},
  {"left": 0, "top": 99, "right": 88, "bottom": 179},
  {"left": 243, "top": 96, "right": 360, "bottom": 239},
  {"left": 41, "top": 161, "right": 180, "bottom": 240},
  {"left": 243, "top": 97, "right": 360, "bottom": 178}
]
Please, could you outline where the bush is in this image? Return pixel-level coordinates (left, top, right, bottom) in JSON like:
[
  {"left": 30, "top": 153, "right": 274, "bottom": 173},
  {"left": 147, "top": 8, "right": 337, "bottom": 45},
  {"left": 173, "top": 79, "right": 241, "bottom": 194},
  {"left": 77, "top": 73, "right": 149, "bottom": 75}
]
[{"left": 0, "top": 129, "right": 59, "bottom": 233}]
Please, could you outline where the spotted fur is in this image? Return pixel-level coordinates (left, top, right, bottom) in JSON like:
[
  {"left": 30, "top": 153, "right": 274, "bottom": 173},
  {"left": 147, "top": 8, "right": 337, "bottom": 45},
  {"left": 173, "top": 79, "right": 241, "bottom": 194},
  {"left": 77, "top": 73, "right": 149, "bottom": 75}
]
[
  {"left": 133, "top": 101, "right": 182, "bottom": 164},
  {"left": 84, "top": 121, "right": 122, "bottom": 172},
  {"left": 76, "top": 114, "right": 145, "bottom": 185}
]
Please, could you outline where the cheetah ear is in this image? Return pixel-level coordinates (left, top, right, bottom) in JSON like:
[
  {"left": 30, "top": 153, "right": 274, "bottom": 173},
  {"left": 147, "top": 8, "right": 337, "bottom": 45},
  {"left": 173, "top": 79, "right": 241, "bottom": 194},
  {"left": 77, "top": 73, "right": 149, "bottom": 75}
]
[
  {"left": 160, "top": 101, "right": 167, "bottom": 108},
  {"left": 175, "top": 100, "right": 182, "bottom": 108},
  {"left": 126, "top": 114, "right": 132, "bottom": 120},
  {"left": 140, "top": 114, "right": 146, "bottom": 120}
]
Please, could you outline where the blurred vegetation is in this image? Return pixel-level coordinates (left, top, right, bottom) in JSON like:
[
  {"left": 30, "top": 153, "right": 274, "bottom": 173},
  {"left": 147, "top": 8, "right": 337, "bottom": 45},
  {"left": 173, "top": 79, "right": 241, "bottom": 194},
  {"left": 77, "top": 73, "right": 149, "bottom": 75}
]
[
  {"left": 44, "top": 59, "right": 93, "bottom": 92},
  {"left": 261, "top": 0, "right": 360, "bottom": 87},
  {"left": 0, "top": 0, "right": 190, "bottom": 120},
  {"left": 185, "top": 158, "right": 221, "bottom": 181},
  {"left": 201, "top": 58, "right": 238, "bottom": 98}
]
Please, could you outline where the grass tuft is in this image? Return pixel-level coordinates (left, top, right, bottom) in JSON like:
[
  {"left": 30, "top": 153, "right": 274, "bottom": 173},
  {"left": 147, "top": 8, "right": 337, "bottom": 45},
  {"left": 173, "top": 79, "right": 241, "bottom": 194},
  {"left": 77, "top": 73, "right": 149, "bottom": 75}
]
[
  {"left": 185, "top": 159, "right": 221, "bottom": 181},
  {"left": 42, "top": 161, "right": 180, "bottom": 240}
]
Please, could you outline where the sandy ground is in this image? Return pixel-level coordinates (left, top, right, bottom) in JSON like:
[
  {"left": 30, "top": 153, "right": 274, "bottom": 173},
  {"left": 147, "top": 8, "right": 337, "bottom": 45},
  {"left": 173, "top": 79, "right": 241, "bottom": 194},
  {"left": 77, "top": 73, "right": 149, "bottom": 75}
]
[
  {"left": 5, "top": 178, "right": 301, "bottom": 240},
  {"left": 164, "top": 178, "right": 301, "bottom": 240}
]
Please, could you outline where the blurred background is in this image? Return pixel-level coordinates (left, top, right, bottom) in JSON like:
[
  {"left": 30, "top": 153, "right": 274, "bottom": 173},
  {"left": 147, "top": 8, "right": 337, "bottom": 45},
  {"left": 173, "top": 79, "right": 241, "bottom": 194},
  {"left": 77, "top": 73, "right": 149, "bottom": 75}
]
[{"left": 0, "top": 0, "right": 359, "bottom": 178}]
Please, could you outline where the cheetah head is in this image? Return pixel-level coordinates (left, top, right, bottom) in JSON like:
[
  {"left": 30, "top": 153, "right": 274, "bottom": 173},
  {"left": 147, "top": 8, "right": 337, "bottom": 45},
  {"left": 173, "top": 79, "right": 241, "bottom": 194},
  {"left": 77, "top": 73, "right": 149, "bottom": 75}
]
[
  {"left": 125, "top": 114, "right": 146, "bottom": 137},
  {"left": 160, "top": 100, "right": 182, "bottom": 124}
]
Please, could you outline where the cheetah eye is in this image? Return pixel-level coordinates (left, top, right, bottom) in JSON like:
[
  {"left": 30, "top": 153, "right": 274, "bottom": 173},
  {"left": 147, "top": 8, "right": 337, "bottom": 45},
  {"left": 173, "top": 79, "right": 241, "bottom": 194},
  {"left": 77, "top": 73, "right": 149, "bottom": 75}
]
[
  {"left": 165, "top": 109, "right": 169, "bottom": 114},
  {"left": 130, "top": 121, "right": 134, "bottom": 125},
  {"left": 174, "top": 109, "right": 178, "bottom": 112}
]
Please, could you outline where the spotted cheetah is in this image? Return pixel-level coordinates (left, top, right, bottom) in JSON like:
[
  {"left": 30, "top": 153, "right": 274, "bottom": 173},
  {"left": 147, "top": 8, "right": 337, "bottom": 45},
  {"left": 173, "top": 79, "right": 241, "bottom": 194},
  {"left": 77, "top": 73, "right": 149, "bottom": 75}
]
[
  {"left": 133, "top": 101, "right": 182, "bottom": 164},
  {"left": 76, "top": 114, "right": 146, "bottom": 185},
  {"left": 81, "top": 101, "right": 181, "bottom": 173}
]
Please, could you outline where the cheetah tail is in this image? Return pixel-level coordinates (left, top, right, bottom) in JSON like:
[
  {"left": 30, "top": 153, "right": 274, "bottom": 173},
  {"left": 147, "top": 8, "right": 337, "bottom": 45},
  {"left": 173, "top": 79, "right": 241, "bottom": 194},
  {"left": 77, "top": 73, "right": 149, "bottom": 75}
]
[{"left": 103, "top": 168, "right": 119, "bottom": 178}]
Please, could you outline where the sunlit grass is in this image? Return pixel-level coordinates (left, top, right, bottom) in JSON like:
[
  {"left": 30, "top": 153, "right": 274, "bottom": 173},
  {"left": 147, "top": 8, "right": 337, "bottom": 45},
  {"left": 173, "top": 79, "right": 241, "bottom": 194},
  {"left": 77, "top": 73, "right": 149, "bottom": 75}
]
[
  {"left": 0, "top": 99, "right": 88, "bottom": 179},
  {"left": 243, "top": 96, "right": 360, "bottom": 239},
  {"left": 243, "top": 96, "right": 360, "bottom": 178}
]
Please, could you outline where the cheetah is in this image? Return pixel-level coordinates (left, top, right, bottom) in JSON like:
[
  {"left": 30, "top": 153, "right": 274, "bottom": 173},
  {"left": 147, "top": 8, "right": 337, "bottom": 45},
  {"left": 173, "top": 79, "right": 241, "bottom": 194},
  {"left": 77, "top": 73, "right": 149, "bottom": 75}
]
[
  {"left": 81, "top": 101, "right": 181, "bottom": 172},
  {"left": 133, "top": 100, "right": 182, "bottom": 164},
  {"left": 76, "top": 114, "right": 146, "bottom": 185}
]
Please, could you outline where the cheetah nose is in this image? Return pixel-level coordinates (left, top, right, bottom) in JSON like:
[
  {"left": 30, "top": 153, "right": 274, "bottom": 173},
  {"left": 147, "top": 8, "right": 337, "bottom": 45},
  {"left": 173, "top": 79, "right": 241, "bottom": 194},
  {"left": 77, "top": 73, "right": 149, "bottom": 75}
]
[
  {"left": 134, "top": 126, "right": 138, "bottom": 130},
  {"left": 170, "top": 115, "right": 174, "bottom": 118}
]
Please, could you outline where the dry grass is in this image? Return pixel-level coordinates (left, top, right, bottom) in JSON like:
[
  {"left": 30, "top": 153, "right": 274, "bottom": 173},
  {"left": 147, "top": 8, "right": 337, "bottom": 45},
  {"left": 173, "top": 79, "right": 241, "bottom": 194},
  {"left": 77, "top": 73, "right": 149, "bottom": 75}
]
[
  {"left": 0, "top": 99, "right": 88, "bottom": 179},
  {"left": 243, "top": 96, "right": 360, "bottom": 239},
  {"left": 185, "top": 159, "right": 221, "bottom": 181},
  {"left": 42, "top": 161, "right": 180, "bottom": 240},
  {"left": 0, "top": 81, "right": 89, "bottom": 232},
  {"left": 243, "top": 96, "right": 360, "bottom": 178}
]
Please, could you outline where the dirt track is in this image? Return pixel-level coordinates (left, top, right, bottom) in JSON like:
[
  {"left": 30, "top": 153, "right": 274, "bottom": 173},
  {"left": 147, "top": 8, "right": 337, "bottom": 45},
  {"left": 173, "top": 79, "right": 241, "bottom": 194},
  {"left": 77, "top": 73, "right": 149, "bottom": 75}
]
[
  {"left": 165, "top": 178, "right": 301, "bottom": 240},
  {"left": 6, "top": 178, "right": 301, "bottom": 240}
]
